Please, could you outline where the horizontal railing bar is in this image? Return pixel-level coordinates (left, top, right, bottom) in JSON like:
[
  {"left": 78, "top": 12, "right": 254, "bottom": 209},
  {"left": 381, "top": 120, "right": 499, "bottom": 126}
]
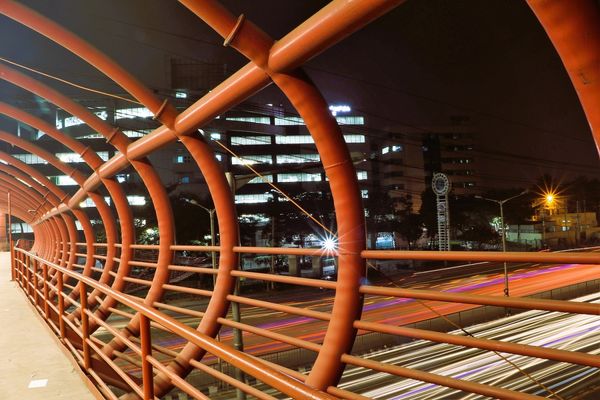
[
  {"left": 16, "top": 249, "right": 337, "bottom": 400},
  {"left": 231, "top": 270, "right": 337, "bottom": 289},
  {"left": 340, "top": 354, "right": 543, "bottom": 400},
  {"left": 86, "top": 339, "right": 144, "bottom": 398},
  {"left": 362, "top": 249, "right": 600, "bottom": 264},
  {"left": 353, "top": 320, "right": 600, "bottom": 367},
  {"left": 170, "top": 245, "right": 220, "bottom": 252},
  {"left": 359, "top": 285, "right": 600, "bottom": 315},
  {"left": 148, "top": 356, "right": 211, "bottom": 400},
  {"left": 162, "top": 284, "right": 212, "bottom": 297},
  {"left": 167, "top": 264, "right": 217, "bottom": 274},
  {"left": 87, "top": 368, "right": 119, "bottom": 400},
  {"left": 85, "top": 309, "right": 141, "bottom": 356},
  {"left": 187, "top": 357, "right": 276, "bottom": 400},
  {"left": 226, "top": 294, "right": 331, "bottom": 321},
  {"left": 217, "top": 316, "right": 321, "bottom": 353}
]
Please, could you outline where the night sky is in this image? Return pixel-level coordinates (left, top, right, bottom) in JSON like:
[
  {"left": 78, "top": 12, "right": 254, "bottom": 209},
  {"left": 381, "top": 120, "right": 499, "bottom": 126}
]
[{"left": 1, "top": 0, "right": 598, "bottom": 188}]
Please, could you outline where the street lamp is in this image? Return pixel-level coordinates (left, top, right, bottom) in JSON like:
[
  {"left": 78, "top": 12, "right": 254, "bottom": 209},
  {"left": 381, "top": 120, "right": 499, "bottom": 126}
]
[
  {"left": 180, "top": 197, "right": 217, "bottom": 273},
  {"left": 475, "top": 190, "right": 528, "bottom": 297}
]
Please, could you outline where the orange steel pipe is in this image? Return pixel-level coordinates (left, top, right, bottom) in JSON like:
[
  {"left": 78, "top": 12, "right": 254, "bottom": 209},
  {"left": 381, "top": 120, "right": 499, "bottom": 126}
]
[
  {"left": 340, "top": 354, "right": 543, "bottom": 400},
  {"left": 31, "top": 0, "right": 411, "bottom": 225},
  {"left": 152, "top": 135, "right": 239, "bottom": 396},
  {"left": 18, "top": 249, "right": 336, "bottom": 400},
  {"left": 359, "top": 285, "right": 600, "bottom": 315},
  {"left": 0, "top": 0, "right": 178, "bottom": 127},
  {"left": 181, "top": 2, "right": 366, "bottom": 387},
  {"left": 527, "top": 0, "right": 600, "bottom": 155},
  {"left": 362, "top": 249, "right": 600, "bottom": 264},
  {"left": 354, "top": 320, "right": 600, "bottom": 368}
]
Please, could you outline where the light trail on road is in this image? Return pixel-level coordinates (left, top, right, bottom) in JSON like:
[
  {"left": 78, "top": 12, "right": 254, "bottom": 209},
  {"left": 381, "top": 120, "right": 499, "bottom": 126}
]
[{"left": 339, "top": 292, "right": 600, "bottom": 399}]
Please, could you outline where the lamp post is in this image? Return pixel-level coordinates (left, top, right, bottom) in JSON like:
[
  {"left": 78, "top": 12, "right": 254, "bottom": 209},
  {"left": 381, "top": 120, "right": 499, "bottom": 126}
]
[
  {"left": 180, "top": 197, "right": 223, "bottom": 379},
  {"left": 475, "top": 190, "right": 528, "bottom": 297},
  {"left": 181, "top": 198, "right": 216, "bottom": 273}
]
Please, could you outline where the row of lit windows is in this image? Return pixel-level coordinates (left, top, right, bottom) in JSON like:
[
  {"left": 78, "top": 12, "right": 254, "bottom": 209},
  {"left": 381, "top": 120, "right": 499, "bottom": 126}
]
[
  {"left": 79, "top": 195, "right": 146, "bottom": 207},
  {"left": 229, "top": 134, "right": 367, "bottom": 146},
  {"left": 235, "top": 193, "right": 273, "bottom": 204},
  {"left": 77, "top": 129, "right": 151, "bottom": 139},
  {"left": 14, "top": 151, "right": 111, "bottom": 165},
  {"left": 231, "top": 154, "right": 321, "bottom": 165},
  {"left": 244, "top": 171, "right": 367, "bottom": 184},
  {"left": 234, "top": 188, "right": 369, "bottom": 205},
  {"left": 225, "top": 115, "right": 365, "bottom": 126}
]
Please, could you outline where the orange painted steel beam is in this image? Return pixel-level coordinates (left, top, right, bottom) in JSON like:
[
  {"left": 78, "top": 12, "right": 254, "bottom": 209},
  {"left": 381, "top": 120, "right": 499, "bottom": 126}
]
[
  {"left": 362, "top": 249, "right": 600, "bottom": 264},
  {"left": 527, "top": 0, "right": 600, "bottom": 155},
  {"left": 359, "top": 285, "right": 600, "bottom": 315},
  {"left": 340, "top": 354, "right": 543, "bottom": 400},
  {"left": 180, "top": 0, "right": 367, "bottom": 388},
  {"left": 354, "top": 320, "right": 600, "bottom": 368},
  {"left": 17, "top": 249, "right": 337, "bottom": 400},
  {"left": 30, "top": 0, "right": 411, "bottom": 225}
]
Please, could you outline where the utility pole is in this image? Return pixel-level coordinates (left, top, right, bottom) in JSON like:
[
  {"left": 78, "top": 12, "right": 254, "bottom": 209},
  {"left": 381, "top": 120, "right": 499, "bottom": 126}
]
[{"left": 476, "top": 190, "right": 528, "bottom": 297}]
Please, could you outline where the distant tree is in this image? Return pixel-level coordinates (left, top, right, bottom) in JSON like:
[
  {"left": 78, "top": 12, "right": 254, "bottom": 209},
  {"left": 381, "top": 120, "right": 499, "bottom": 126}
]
[
  {"left": 394, "top": 213, "right": 424, "bottom": 249},
  {"left": 458, "top": 224, "right": 499, "bottom": 249}
]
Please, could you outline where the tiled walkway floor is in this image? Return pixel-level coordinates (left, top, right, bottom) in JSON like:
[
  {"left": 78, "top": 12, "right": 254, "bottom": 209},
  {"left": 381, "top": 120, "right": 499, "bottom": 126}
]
[{"left": 0, "top": 252, "right": 96, "bottom": 399}]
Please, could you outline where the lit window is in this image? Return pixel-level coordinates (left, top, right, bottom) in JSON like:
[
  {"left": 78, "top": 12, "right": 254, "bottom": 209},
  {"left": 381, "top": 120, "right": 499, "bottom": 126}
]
[
  {"left": 231, "top": 136, "right": 271, "bottom": 145},
  {"left": 13, "top": 154, "right": 48, "bottom": 165},
  {"left": 127, "top": 196, "right": 146, "bottom": 206},
  {"left": 232, "top": 155, "right": 273, "bottom": 165},
  {"left": 75, "top": 221, "right": 83, "bottom": 231},
  {"left": 344, "top": 135, "right": 366, "bottom": 143},
  {"left": 123, "top": 130, "right": 145, "bottom": 138},
  {"left": 276, "top": 154, "right": 320, "bottom": 164},
  {"left": 116, "top": 174, "right": 128, "bottom": 183},
  {"left": 235, "top": 193, "right": 273, "bottom": 204},
  {"left": 361, "top": 189, "right": 369, "bottom": 199},
  {"left": 115, "top": 107, "right": 154, "bottom": 120},
  {"left": 274, "top": 116, "right": 304, "bottom": 126},
  {"left": 226, "top": 116, "right": 270, "bottom": 124},
  {"left": 336, "top": 116, "right": 364, "bottom": 125},
  {"left": 179, "top": 176, "right": 190, "bottom": 184},
  {"left": 392, "top": 145, "right": 403, "bottom": 152},
  {"left": 382, "top": 147, "right": 390, "bottom": 154},
  {"left": 275, "top": 135, "right": 313, "bottom": 144},
  {"left": 64, "top": 116, "right": 84, "bottom": 128},
  {"left": 175, "top": 92, "right": 187, "bottom": 98},
  {"left": 277, "top": 173, "right": 322, "bottom": 183},
  {"left": 48, "top": 175, "right": 77, "bottom": 186},
  {"left": 174, "top": 155, "right": 192, "bottom": 164},
  {"left": 357, "top": 171, "right": 368, "bottom": 180},
  {"left": 248, "top": 175, "right": 273, "bottom": 184},
  {"left": 56, "top": 152, "right": 84, "bottom": 163},
  {"left": 210, "top": 133, "right": 221, "bottom": 140}
]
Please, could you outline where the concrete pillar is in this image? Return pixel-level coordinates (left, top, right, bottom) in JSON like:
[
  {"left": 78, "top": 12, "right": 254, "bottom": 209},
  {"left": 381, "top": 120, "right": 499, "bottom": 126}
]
[
  {"left": 311, "top": 256, "right": 323, "bottom": 277},
  {"left": 288, "top": 255, "right": 299, "bottom": 276}
]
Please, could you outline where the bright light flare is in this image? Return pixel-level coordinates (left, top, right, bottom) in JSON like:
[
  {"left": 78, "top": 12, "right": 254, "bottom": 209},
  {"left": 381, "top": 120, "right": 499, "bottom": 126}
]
[
  {"left": 545, "top": 193, "right": 555, "bottom": 204},
  {"left": 321, "top": 235, "right": 338, "bottom": 251}
]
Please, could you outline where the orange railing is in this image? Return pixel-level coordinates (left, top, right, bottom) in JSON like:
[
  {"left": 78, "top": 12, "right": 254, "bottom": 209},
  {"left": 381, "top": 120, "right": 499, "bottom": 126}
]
[
  {"left": 2, "top": 0, "right": 600, "bottom": 398},
  {"left": 12, "top": 245, "right": 600, "bottom": 399}
]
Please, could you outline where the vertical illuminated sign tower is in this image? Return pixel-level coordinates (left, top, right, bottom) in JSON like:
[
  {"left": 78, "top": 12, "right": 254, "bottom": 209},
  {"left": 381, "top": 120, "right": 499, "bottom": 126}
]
[{"left": 432, "top": 172, "right": 451, "bottom": 251}]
